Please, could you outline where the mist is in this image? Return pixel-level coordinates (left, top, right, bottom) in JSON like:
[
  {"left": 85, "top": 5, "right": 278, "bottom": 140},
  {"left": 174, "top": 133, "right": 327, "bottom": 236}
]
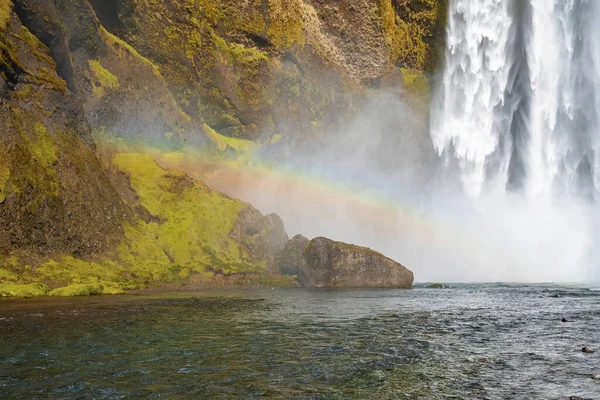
[
  {"left": 190, "top": 84, "right": 600, "bottom": 284},
  {"left": 99, "top": 0, "right": 600, "bottom": 284}
]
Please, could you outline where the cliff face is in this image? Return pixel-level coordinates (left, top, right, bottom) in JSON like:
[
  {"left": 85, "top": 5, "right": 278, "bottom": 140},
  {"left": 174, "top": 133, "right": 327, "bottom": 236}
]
[
  {"left": 85, "top": 0, "right": 446, "bottom": 140},
  {"left": 8, "top": 0, "right": 446, "bottom": 144},
  {"left": 0, "top": 3, "right": 126, "bottom": 259},
  {"left": 0, "top": 0, "right": 445, "bottom": 296},
  {"left": 13, "top": 0, "right": 200, "bottom": 143}
]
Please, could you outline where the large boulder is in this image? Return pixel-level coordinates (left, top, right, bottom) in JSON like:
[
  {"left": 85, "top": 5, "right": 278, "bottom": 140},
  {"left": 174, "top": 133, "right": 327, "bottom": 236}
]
[
  {"left": 269, "top": 234, "right": 310, "bottom": 275},
  {"left": 298, "top": 237, "right": 413, "bottom": 288}
]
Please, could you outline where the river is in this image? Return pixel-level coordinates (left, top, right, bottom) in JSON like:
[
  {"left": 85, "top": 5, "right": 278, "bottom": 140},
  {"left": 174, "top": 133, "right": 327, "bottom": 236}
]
[{"left": 1, "top": 285, "right": 599, "bottom": 399}]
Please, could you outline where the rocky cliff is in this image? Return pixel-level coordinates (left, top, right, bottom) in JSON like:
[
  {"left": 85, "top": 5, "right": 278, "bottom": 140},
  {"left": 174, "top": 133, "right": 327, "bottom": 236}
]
[
  {"left": 9, "top": 0, "right": 446, "bottom": 145},
  {"left": 0, "top": 3, "right": 126, "bottom": 260},
  {"left": 0, "top": 0, "right": 440, "bottom": 296}
]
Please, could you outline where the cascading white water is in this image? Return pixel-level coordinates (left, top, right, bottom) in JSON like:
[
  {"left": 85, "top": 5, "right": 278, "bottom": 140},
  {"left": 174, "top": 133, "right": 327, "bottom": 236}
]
[
  {"left": 431, "top": 0, "right": 600, "bottom": 200},
  {"left": 431, "top": 0, "right": 515, "bottom": 197}
]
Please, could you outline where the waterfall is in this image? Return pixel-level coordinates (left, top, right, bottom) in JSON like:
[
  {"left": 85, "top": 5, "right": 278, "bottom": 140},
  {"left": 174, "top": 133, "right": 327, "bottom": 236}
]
[{"left": 431, "top": 0, "right": 600, "bottom": 200}]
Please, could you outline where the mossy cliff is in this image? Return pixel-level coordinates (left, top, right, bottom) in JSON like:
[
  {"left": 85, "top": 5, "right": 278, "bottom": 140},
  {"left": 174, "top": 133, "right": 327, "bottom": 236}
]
[
  {"left": 0, "top": 3, "right": 125, "bottom": 259},
  {"left": 0, "top": 0, "right": 446, "bottom": 296},
  {"left": 12, "top": 0, "right": 201, "bottom": 143},
  {"left": 0, "top": 3, "right": 289, "bottom": 297},
  {"left": 1, "top": 152, "right": 289, "bottom": 297},
  {"left": 8, "top": 0, "right": 446, "bottom": 144},
  {"left": 112, "top": 153, "right": 288, "bottom": 278},
  {"left": 85, "top": 0, "right": 446, "bottom": 140}
]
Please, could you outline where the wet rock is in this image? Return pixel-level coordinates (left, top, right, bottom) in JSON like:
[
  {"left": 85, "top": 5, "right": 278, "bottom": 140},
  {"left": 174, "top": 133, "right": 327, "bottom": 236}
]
[
  {"left": 582, "top": 347, "right": 595, "bottom": 354},
  {"left": 231, "top": 207, "right": 289, "bottom": 265},
  {"left": 562, "top": 317, "right": 568, "bottom": 322},
  {"left": 428, "top": 283, "right": 444, "bottom": 289},
  {"left": 298, "top": 237, "right": 413, "bottom": 288},
  {"left": 0, "top": 6, "right": 127, "bottom": 257},
  {"left": 269, "top": 235, "right": 310, "bottom": 275}
]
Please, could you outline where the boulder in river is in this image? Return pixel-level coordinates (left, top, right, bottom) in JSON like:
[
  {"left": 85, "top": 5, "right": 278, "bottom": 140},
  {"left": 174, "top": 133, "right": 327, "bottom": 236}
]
[
  {"left": 582, "top": 347, "right": 595, "bottom": 354},
  {"left": 297, "top": 237, "right": 413, "bottom": 288}
]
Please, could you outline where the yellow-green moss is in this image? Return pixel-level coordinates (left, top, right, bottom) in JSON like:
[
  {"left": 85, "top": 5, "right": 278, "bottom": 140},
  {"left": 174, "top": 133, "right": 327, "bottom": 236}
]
[
  {"left": 0, "top": 268, "right": 18, "bottom": 282},
  {"left": 0, "top": 283, "right": 49, "bottom": 298},
  {"left": 18, "top": 26, "right": 55, "bottom": 66},
  {"left": 113, "top": 153, "right": 264, "bottom": 275},
  {"left": 88, "top": 60, "right": 120, "bottom": 98},
  {"left": 99, "top": 26, "right": 162, "bottom": 78},
  {"left": 390, "top": 0, "right": 448, "bottom": 71},
  {"left": 49, "top": 283, "right": 104, "bottom": 297},
  {"left": 29, "top": 67, "right": 67, "bottom": 92},
  {"left": 32, "top": 122, "right": 59, "bottom": 167},
  {"left": 36, "top": 257, "right": 124, "bottom": 286},
  {"left": 204, "top": 123, "right": 257, "bottom": 158},
  {"left": 270, "top": 133, "right": 282, "bottom": 144},
  {"left": 266, "top": 0, "right": 306, "bottom": 48},
  {"left": 401, "top": 68, "right": 430, "bottom": 95},
  {"left": 0, "top": 0, "right": 11, "bottom": 32},
  {"left": 9, "top": 108, "right": 61, "bottom": 209},
  {"left": 212, "top": 30, "right": 271, "bottom": 111}
]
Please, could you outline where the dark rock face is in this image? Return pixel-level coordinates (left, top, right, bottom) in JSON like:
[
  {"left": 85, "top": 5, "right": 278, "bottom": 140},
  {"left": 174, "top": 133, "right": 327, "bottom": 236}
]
[
  {"left": 12, "top": 0, "right": 202, "bottom": 144},
  {"left": 230, "top": 206, "right": 289, "bottom": 265},
  {"left": 270, "top": 234, "right": 309, "bottom": 275},
  {"left": 298, "top": 237, "right": 413, "bottom": 288},
  {"left": 0, "top": 6, "right": 127, "bottom": 257}
]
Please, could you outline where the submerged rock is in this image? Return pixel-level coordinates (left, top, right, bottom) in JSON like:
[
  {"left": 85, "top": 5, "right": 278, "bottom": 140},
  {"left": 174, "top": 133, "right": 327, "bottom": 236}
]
[
  {"left": 298, "top": 237, "right": 413, "bottom": 288},
  {"left": 582, "top": 347, "right": 595, "bottom": 354},
  {"left": 269, "top": 235, "right": 310, "bottom": 275},
  {"left": 428, "top": 283, "right": 444, "bottom": 289}
]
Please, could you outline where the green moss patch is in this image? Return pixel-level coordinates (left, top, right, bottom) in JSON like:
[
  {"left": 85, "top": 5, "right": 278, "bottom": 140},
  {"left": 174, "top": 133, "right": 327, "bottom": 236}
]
[
  {"left": 204, "top": 124, "right": 257, "bottom": 160},
  {"left": 0, "top": 0, "right": 12, "bottom": 32},
  {"left": 0, "top": 283, "right": 49, "bottom": 298},
  {"left": 31, "top": 122, "right": 59, "bottom": 168},
  {"left": 49, "top": 283, "right": 104, "bottom": 297},
  {"left": 89, "top": 60, "right": 120, "bottom": 97},
  {"left": 0, "top": 268, "right": 17, "bottom": 282},
  {"left": 99, "top": 26, "right": 162, "bottom": 78},
  {"left": 113, "top": 153, "right": 264, "bottom": 275},
  {"left": 36, "top": 257, "right": 126, "bottom": 287},
  {"left": 401, "top": 68, "right": 430, "bottom": 95}
]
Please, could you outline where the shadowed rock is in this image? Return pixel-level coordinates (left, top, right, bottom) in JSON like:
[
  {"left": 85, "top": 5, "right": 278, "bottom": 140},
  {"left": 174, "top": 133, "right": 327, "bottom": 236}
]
[
  {"left": 269, "top": 235, "right": 310, "bottom": 275},
  {"left": 298, "top": 237, "right": 413, "bottom": 288}
]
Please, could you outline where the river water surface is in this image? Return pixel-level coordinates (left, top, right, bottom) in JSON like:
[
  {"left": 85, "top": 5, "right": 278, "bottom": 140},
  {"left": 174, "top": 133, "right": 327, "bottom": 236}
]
[{"left": 1, "top": 284, "right": 599, "bottom": 399}]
